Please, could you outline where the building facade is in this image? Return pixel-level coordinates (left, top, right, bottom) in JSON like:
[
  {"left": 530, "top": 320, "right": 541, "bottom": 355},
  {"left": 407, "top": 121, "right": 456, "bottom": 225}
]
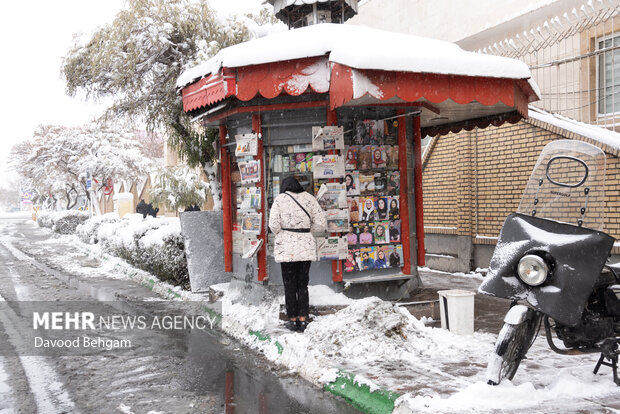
[{"left": 351, "top": 0, "right": 620, "bottom": 271}]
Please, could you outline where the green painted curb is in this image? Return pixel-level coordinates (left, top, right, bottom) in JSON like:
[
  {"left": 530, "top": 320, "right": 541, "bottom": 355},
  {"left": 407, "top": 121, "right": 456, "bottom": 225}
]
[
  {"left": 248, "top": 330, "right": 284, "bottom": 354},
  {"left": 324, "top": 372, "right": 400, "bottom": 414}
]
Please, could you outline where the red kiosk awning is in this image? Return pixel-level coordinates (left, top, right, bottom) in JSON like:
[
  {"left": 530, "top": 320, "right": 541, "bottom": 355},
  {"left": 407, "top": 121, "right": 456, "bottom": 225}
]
[{"left": 181, "top": 55, "right": 537, "bottom": 136}]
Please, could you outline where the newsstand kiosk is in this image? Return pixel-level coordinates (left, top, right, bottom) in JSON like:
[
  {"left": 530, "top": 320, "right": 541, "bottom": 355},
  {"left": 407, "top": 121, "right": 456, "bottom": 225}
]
[{"left": 178, "top": 20, "right": 538, "bottom": 298}]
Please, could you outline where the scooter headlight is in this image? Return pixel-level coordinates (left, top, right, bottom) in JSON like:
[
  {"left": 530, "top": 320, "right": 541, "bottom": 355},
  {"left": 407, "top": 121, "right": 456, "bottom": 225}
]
[{"left": 517, "top": 255, "right": 548, "bottom": 286}]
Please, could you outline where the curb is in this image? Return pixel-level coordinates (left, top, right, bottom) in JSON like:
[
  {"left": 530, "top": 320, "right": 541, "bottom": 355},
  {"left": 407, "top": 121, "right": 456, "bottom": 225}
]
[{"left": 324, "top": 371, "right": 400, "bottom": 414}]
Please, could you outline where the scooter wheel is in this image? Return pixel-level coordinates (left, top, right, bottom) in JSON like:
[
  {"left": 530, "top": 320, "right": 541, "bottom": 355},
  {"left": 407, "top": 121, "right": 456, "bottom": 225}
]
[{"left": 486, "top": 310, "right": 541, "bottom": 385}]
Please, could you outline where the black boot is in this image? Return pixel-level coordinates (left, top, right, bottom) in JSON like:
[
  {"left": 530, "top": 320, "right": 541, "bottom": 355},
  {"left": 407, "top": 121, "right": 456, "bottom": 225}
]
[
  {"left": 285, "top": 320, "right": 298, "bottom": 331},
  {"left": 296, "top": 320, "right": 308, "bottom": 333}
]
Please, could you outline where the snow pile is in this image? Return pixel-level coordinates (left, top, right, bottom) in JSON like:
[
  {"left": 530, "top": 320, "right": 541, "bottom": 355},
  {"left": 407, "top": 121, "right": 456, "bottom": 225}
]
[
  {"left": 308, "top": 284, "right": 352, "bottom": 306},
  {"left": 77, "top": 213, "right": 189, "bottom": 288},
  {"left": 75, "top": 212, "right": 120, "bottom": 244},
  {"left": 37, "top": 210, "right": 90, "bottom": 235},
  {"left": 220, "top": 285, "right": 493, "bottom": 394},
  {"left": 528, "top": 106, "right": 620, "bottom": 153},
  {"left": 393, "top": 369, "right": 619, "bottom": 413}
]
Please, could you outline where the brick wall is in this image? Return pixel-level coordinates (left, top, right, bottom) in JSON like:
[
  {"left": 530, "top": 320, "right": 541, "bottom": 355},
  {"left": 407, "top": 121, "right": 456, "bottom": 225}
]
[
  {"left": 421, "top": 132, "right": 459, "bottom": 233},
  {"left": 423, "top": 119, "right": 620, "bottom": 245}
]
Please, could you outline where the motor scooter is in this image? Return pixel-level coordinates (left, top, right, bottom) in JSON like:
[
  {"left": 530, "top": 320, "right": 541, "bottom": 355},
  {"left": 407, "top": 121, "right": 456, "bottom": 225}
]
[{"left": 480, "top": 139, "right": 620, "bottom": 386}]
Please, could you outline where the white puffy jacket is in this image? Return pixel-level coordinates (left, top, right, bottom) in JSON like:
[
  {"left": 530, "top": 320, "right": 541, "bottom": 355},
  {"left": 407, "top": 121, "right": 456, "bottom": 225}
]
[{"left": 269, "top": 191, "right": 327, "bottom": 263}]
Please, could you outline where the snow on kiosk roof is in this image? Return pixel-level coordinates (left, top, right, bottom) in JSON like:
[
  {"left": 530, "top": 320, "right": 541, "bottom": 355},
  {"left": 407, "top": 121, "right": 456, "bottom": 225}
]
[{"left": 178, "top": 24, "right": 539, "bottom": 136}]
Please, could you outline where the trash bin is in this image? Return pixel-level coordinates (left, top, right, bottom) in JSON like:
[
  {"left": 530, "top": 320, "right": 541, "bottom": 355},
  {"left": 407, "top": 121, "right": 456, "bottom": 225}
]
[
  {"left": 113, "top": 192, "right": 134, "bottom": 218},
  {"left": 437, "top": 289, "right": 475, "bottom": 335}
]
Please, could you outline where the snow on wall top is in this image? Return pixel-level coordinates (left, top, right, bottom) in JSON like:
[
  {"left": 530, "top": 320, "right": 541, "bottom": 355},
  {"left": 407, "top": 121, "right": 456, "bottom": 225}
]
[
  {"left": 528, "top": 106, "right": 620, "bottom": 153},
  {"left": 177, "top": 23, "right": 535, "bottom": 90}
]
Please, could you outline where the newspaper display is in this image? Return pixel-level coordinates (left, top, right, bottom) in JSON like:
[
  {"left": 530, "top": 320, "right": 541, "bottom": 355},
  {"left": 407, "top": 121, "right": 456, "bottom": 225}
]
[
  {"left": 326, "top": 208, "right": 349, "bottom": 232},
  {"left": 239, "top": 187, "right": 261, "bottom": 210},
  {"left": 317, "top": 183, "right": 347, "bottom": 210},
  {"left": 316, "top": 236, "right": 348, "bottom": 261},
  {"left": 241, "top": 212, "right": 262, "bottom": 234},
  {"left": 312, "top": 126, "right": 344, "bottom": 151},
  {"left": 235, "top": 133, "right": 258, "bottom": 157},
  {"left": 242, "top": 237, "right": 263, "bottom": 259},
  {"left": 312, "top": 154, "right": 345, "bottom": 179},
  {"left": 239, "top": 160, "right": 261, "bottom": 184}
]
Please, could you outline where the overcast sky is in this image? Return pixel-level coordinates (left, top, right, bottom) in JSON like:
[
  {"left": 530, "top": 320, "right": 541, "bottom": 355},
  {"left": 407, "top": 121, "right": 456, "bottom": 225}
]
[{"left": 0, "top": 0, "right": 263, "bottom": 188}]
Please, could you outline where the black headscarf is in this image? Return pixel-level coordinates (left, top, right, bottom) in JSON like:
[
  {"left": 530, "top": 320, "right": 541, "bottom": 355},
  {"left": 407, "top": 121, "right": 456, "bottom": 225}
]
[{"left": 280, "top": 175, "right": 304, "bottom": 193}]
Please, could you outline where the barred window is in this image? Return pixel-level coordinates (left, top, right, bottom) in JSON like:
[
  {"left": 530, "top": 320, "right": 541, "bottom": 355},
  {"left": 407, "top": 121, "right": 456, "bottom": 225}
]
[{"left": 598, "top": 34, "right": 620, "bottom": 115}]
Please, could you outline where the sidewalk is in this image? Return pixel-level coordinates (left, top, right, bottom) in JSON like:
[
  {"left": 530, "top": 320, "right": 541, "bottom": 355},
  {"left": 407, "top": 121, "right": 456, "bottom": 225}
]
[
  {"left": 10, "top": 220, "right": 620, "bottom": 414},
  {"left": 416, "top": 269, "right": 510, "bottom": 334}
]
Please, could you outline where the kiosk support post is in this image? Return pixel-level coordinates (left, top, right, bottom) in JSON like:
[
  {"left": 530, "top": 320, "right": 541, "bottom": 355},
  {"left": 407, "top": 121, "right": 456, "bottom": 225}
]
[
  {"left": 397, "top": 110, "right": 412, "bottom": 274},
  {"left": 413, "top": 115, "right": 425, "bottom": 266},
  {"left": 252, "top": 113, "right": 268, "bottom": 282},
  {"left": 326, "top": 107, "right": 342, "bottom": 282},
  {"left": 220, "top": 125, "right": 233, "bottom": 272}
]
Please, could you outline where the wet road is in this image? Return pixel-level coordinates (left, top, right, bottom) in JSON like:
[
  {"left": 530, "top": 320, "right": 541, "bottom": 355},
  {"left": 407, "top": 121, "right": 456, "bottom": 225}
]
[{"left": 0, "top": 217, "right": 359, "bottom": 414}]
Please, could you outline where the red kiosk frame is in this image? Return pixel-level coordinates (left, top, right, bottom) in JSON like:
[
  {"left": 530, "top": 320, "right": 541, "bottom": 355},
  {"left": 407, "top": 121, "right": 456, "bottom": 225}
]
[{"left": 179, "top": 25, "right": 538, "bottom": 293}]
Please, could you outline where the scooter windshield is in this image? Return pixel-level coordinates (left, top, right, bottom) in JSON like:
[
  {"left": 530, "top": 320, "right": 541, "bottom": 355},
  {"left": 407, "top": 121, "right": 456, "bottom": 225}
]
[{"left": 517, "top": 139, "right": 606, "bottom": 231}]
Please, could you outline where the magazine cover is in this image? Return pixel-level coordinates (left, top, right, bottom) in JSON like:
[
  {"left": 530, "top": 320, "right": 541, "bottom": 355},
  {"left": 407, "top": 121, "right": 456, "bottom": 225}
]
[
  {"left": 318, "top": 183, "right": 347, "bottom": 210},
  {"left": 374, "top": 246, "right": 390, "bottom": 269},
  {"left": 387, "top": 145, "right": 399, "bottom": 169},
  {"left": 389, "top": 220, "right": 401, "bottom": 243},
  {"left": 388, "top": 244, "right": 404, "bottom": 267},
  {"left": 357, "top": 222, "right": 374, "bottom": 245},
  {"left": 294, "top": 152, "right": 314, "bottom": 173},
  {"left": 358, "top": 145, "right": 372, "bottom": 170},
  {"left": 312, "top": 126, "right": 344, "bottom": 151},
  {"left": 389, "top": 196, "right": 400, "bottom": 220},
  {"left": 352, "top": 120, "right": 369, "bottom": 145},
  {"left": 239, "top": 160, "right": 261, "bottom": 184},
  {"left": 372, "top": 146, "right": 387, "bottom": 169},
  {"left": 235, "top": 133, "right": 258, "bottom": 157},
  {"left": 374, "top": 172, "right": 386, "bottom": 193},
  {"left": 384, "top": 120, "right": 398, "bottom": 145},
  {"left": 313, "top": 154, "right": 345, "bottom": 179},
  {"left": 366, "top": 120, "right": 384, "bottom": 145},
  {"left": 326, "top": 209, "right": 349, "bottom": 232},
  {"left": 374, "top": 220, "right": 389, "bottom": 244},
  {"left": 343, "top": 249, "right": 360, "bottom": 273},
  {"left": 375, "top": 197, "right": 389, "bottom": 220},
  {"left": 345, "top": 172, "right": 360, "bottom": 196},
  {"left": 359, "top": 173, "right": 375, "bottom": 195},
  {"left": 272, "top": 176, "right": 280, "bottom": 198},
  {"left": 348, "top": 197, "right": 360, "bottom": 223},
  {"left": 358, "top": 246, "right": 376, "bottom": 270},
  {"left": 241, "top": 212, "right": 261, "bottom": 234},
  {"left": 346, "top": 229, "right": 358, "bottom": 246},
  {"left": 317, "top": 236, "right": 348, "bottom": 260},
  {"left": 387, "top": 171, "right": 400, "bottom": 195},
  {"left": 359, "top": 196, "right": 376, "bottom": 222},
  {"left": 345, "top": 146, "right": 358, "bottom": 170}
]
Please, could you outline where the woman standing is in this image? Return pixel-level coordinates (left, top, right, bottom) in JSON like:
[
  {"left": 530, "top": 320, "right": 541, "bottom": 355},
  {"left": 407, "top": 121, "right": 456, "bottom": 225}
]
[{"left": 269, "top": 176, "right": 326, "bottom": 332}]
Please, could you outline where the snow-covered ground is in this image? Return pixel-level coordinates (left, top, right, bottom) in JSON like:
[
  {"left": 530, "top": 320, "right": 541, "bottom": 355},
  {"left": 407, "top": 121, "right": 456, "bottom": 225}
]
[{"left": 6, "top": 217, "right": 620, "bottom": 413}]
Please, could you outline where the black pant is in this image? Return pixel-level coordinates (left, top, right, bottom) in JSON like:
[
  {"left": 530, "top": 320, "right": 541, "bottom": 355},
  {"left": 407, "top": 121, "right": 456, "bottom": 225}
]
[{"left": 280, "top": 261, "right": 311, "bottom": 318}]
